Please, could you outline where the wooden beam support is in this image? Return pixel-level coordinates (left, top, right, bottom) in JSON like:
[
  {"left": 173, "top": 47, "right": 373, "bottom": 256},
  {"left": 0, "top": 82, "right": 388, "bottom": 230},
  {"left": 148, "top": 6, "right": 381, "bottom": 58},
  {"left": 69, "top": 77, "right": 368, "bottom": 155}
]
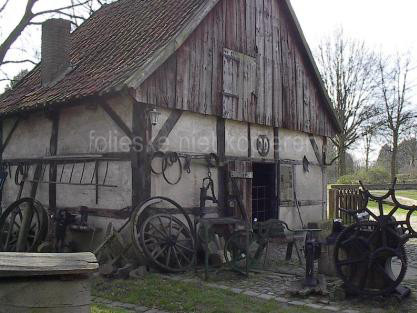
[
  {"left": 274, "top": 128, "right": 280, "bottom": 219},
  {"left": 247, "top": 123, "right": 251, "bottom": 158},
  {"left": 151, "top": 109, "right": 183, "bottom": 151},
  {"left": 1, "top": 117, "right": 20, "bottom": 153},
  {"left": 131, "top": 101, "right": 151, "bottom": 207},
  {"left": 0, "top": 118, "right": 3, "bottom": 210},
  {"left": 309, "top": 134, "right": 323, "bottom": 167},
  {"left": 100, "top": 101, "right": 134, "bottom": 140},
  {"left": 1, "top": 152, "right": 132, "bottom": 166},
  {"left": 280, "top": 200, "right": 325, "bottom": 208},
  {"left": 49, "top": 111, "right": 60, "bottom": 212},
  {"left": 322, "top": 137, "right": 328, "bottom": 220},
  {"left": 216, "top": 118, "right": 226, "bottom": 210}
]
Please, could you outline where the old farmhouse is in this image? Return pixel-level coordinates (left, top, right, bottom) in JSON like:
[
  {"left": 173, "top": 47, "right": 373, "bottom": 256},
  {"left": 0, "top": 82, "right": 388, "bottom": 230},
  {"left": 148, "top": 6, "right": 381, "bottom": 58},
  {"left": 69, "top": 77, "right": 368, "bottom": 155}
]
[{"left": 0, "top": 0, "right": 340, "bottom": 252}]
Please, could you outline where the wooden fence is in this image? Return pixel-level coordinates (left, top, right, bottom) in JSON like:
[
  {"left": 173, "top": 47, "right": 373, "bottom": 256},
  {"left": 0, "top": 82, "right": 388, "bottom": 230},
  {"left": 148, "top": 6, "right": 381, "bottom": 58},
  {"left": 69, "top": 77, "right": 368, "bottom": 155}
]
[
  {"left": 328, "top": 186, "right": 363, "bottom": 224},
  {"left": 328, "top": 183, "right": 416, "bottom": 224}
]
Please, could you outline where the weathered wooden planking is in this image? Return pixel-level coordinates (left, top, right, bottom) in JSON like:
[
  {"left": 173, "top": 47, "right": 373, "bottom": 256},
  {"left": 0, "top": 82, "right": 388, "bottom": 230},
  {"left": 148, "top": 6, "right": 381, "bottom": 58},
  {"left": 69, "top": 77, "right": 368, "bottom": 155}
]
[
  {"left": 212, "top": 1, "right": 225, "bottom": 115},
  {"left": 227, "top": 160, "right": 252, "bottom": 220},
  {"left": 133, "top": 0, "right": 339, "bottom": 137},
  {"left": 222, "top": 49, "right": 238, "bottom": 119},
  {"left": 255, "top": 0, "right": 265, "bottom": 124},
  {"left": 176, "top": 34, "right": 192, "bottom": 111},
  {"left": 271, "top": 0, "right": 282, "bottom": 127},
  {"left": 245, "top": 0, "right": 256, "bottom": 58},
  {"left": 263, "top": 0, "right": 274, "bottom": 126},
  {"left": 0, "top": 253, "right": 98, "bottom": 277},
  {"left": 280, "top": 15, "right": 290, "bottom": 129},
  {"left": 222, "top": 49, "right": 257, "bottom": 121},
  {"left": 295, "top": 55, "right": 304, "bottom": 131},
  {"left": 303, "top": 72, "right": 312, "bottom": 133},
  {"left": 225, "top": 0, "right": 238, "bottom": 51},
  {"left": 200, "top": 12, "right": 213, "bottom": 114}
]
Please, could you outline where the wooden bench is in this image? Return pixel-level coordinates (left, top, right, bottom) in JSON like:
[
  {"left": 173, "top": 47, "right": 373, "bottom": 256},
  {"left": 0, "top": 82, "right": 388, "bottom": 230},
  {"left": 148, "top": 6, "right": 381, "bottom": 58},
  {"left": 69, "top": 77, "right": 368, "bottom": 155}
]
[{"left": 0, "top": 252, "right": 98, "bottom": 313}]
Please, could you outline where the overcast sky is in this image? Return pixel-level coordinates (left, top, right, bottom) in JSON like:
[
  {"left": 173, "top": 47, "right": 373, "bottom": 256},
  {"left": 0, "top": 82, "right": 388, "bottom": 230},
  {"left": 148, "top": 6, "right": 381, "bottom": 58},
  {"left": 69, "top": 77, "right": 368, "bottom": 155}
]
[
  {"left": 290, "top": 0, "right": 417, "bottom": 164},
  {"left": 1, "top": 0, "right": 416, "bottom": 164}
]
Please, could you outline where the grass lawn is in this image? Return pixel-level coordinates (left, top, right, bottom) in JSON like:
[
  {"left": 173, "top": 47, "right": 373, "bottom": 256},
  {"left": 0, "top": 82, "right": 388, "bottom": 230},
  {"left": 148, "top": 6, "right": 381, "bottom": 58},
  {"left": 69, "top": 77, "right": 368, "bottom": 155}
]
[
  {"left": 366, "top": 200, "right": 411, "bottom": 215},
  {"left": 92, "top": 274, "right": 321, "bottom": 313},
  {"left": 92, "top": 305, "right": 128, "bottom": 313},
  {"left": 396, "top": 190, "right": 417, "bottom": 201}
]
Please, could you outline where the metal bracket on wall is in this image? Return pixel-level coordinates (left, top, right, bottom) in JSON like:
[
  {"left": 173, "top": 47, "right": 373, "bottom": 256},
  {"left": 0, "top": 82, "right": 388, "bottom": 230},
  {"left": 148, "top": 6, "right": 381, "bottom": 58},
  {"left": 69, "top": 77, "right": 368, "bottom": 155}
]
[{"left": 230, "top": 171, "right": 253, "bottom": 179}]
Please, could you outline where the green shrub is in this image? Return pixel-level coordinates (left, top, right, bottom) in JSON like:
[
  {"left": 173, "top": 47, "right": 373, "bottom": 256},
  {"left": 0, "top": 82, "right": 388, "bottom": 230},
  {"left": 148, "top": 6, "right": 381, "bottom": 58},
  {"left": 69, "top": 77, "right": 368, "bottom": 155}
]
[
  {"left": 336, "top": 174, "right": 358, "bottom": 184},
  {"left": 336, "top": 167, "right": 390, "bottom": 185}
]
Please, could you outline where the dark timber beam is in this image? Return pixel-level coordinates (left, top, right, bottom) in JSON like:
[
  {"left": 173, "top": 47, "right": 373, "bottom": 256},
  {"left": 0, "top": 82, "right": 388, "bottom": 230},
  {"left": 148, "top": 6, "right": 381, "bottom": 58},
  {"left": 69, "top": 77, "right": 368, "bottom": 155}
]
[
  {"left": 151, "top": 109, "right": 183, "bottom": 151},
  {"left": 274, "top": 128, "right": 280, "bottom": 219},
  {"left": 49, "top": 111, "right": 60, "bottom": 212},
  {"left": 309, "top": 134, "right": 323, "bottom": 167},
  {"left": 131, "top": 101, "right": 151, "bottom": 207},
  {"left": 0, "top": 118, "right": 3, "bottom": 209},
  {"left": 216, "top": 118, "right": 226, "bottom": 210},
  {"left": 247, "top": 123, "right": 251, "bottom": 158},
  {"left": 100, "top": 101, "right": 134, "bottom": 140}
]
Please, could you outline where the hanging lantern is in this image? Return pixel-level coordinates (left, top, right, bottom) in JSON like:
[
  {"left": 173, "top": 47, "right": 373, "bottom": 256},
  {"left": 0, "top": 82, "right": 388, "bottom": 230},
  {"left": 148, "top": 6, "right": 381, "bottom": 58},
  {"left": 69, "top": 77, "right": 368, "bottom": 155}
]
[{"left": 148, "top": 108, "right": 161, "bottom": 126}]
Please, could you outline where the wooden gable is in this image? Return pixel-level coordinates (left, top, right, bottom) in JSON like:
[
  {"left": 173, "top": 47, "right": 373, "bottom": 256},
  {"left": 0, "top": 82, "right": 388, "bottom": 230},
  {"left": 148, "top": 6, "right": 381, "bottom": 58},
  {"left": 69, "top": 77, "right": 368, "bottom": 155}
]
[{"left": 134, "top": 0, "right": 339, "bottom": 138}]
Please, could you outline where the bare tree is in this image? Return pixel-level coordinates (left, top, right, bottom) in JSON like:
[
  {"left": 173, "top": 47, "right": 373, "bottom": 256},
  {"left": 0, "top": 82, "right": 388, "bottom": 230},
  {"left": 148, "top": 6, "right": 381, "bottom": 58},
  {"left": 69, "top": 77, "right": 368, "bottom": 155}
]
[
  {"left": 0, "top": 0, "right": 114, "bottom": 85},
  {"left": 403, "top": 135, "right": 417, "bottom": 168},
  {"left": 317, "top": 29, "right": 379, "bottom": 177},
  {"left": 377, "top": 54, "right": 416, "bottom": 179},
  {"left": 363, "top": 126, "right": 376, "bottom": 171}
]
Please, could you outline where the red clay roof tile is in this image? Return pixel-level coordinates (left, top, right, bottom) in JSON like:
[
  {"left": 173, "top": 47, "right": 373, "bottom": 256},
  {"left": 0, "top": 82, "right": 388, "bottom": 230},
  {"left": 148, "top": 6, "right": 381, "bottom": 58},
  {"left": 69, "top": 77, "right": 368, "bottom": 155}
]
[{"left": 0, "top": 0, "right": 206, "bottom": 115}]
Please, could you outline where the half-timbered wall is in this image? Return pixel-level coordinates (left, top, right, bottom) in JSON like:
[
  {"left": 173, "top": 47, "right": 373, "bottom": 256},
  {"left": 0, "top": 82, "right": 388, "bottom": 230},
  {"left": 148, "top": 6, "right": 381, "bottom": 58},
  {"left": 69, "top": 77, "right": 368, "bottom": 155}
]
[
  {"left": 150, "top": 109, "right": 219, "bottom": 209},
  {"left": 135, "top": 0, "right": 337, "bottom": 138},
  {"left": 1, "top": 97, "right": 132, "bottom": 212}
]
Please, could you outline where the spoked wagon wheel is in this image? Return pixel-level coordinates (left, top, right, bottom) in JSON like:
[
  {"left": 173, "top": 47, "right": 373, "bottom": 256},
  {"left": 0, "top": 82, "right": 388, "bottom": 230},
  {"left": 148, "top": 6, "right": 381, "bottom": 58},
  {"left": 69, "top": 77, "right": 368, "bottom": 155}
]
[
  {"left": 224, "top": 230, "right": 265, "bottom": 273},
  {"left": 130, "top": 197, "right": 196, "bottom": 272},
  {"left": 334, "top": 222, "right": 407, "bottom": 296},
  {"left": 0, "top": 198, "right": 48, "bottom": 252},
  {"left": 140, "top": 213, "right": 195, "bottom": 272}
]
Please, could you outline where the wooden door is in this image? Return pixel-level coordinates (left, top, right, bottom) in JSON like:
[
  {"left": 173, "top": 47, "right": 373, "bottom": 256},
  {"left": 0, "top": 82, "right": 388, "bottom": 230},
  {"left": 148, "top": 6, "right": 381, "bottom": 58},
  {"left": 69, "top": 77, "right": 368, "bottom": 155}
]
[{"left": 225, "top": 160, "right": 253, "bottom": 222}]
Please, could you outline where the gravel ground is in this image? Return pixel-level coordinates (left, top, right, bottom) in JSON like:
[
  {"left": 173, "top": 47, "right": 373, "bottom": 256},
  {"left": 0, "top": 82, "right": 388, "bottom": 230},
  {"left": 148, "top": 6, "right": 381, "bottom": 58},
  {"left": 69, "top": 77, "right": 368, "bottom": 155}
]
[{"left": 170, "top": 213, "right": 417, "bottom": 313}]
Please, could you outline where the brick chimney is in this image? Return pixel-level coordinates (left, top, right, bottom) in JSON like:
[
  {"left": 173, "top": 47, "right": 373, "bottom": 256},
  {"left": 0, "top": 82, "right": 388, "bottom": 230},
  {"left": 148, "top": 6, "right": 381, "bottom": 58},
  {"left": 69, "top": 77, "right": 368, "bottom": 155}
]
[{"left": 41, "top": 19, "right": 71, "bottom": 87}]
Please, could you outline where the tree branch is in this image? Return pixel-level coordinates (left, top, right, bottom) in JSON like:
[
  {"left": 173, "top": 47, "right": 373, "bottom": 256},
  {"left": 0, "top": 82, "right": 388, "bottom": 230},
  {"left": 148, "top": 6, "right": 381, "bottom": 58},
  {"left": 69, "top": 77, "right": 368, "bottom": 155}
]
[{"left": 2, "top": 59, "right": 37, "bottom": 65}]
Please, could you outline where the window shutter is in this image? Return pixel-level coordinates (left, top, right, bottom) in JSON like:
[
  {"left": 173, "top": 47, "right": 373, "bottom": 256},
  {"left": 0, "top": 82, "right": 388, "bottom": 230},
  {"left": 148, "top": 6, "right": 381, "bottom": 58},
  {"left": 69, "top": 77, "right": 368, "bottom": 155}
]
[{"left": 222, "top": 49, "right": 257, "bottom": 120}]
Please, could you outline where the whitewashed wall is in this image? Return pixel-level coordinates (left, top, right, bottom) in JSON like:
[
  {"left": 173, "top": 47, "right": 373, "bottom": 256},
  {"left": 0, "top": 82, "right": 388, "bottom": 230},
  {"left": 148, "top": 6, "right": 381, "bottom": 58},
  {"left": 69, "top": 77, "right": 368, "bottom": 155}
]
[
  {"left": 2, "top": 112, "right": 52, "bottom": 207},
  {"left": 151, "top": 109, "right": 218, "bottom": 208},
  {"left": 278, "top": 128, "right": 326, "bottom": 228},
  {"left": 56, "top": 96, "right": 132, "bottom": 210},
  {"left": 1, "top": 96, "right": 133, "bottom": 212}
]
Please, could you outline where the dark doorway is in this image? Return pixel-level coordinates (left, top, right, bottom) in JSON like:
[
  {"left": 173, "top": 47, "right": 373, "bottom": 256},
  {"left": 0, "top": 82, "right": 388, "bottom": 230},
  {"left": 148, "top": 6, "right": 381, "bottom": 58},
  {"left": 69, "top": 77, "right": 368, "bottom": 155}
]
[{"left": 252, "top": 163, "right": 277, "bottom": 222}]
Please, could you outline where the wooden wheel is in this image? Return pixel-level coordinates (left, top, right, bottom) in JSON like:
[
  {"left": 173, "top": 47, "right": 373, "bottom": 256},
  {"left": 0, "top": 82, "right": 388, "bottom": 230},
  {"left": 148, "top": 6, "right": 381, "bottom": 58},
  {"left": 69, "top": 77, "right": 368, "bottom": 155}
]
[
  {"left": 224, "top": 230, "right": 264, "bottom": 272},
  {"left": 130, "top": 197, "right": 195, "bottom": 253},
  {"left": 140, "top": 213, "right": 195, "bottom": 272},
  {"left": 0, "top": 198, "right": 48, "bottom": 252},
  {"left": 334, "top": 222, "right": 407, "bottom": 296}
]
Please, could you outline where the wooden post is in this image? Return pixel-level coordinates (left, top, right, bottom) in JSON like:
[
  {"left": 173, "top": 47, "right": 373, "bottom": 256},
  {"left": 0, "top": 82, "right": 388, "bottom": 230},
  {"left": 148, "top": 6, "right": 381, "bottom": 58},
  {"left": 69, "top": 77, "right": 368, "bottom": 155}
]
[
  {"left": 328, "top": 189, "right": 336, "bottom": 219},
  {"left": 132, "top": 101, "right": 151, "bottom": 207},
  {"left": 322, "top": 137, "right": 328, "bottom": 220},
  {"left": 216, "top": 118, "right": 226, "bottom": 212},
  {"left": 274, "top": 127, "right": 280, "bottom": 219},
  {"left": 49, "top": 110, "right": 60, "bottom": 212},
  {"left": 16, "top": 164, "right": 43, "bottom": 252},
  {"left": 0, "top": 118, "right": 3, "bottom": 211}
]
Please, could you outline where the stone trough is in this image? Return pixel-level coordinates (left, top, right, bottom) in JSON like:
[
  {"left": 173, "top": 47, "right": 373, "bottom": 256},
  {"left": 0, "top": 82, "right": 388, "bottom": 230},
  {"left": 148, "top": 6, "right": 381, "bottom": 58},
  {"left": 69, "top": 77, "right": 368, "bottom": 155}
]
[{"left": 0, "top": 252, "right": 98, "bottom": 313}]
